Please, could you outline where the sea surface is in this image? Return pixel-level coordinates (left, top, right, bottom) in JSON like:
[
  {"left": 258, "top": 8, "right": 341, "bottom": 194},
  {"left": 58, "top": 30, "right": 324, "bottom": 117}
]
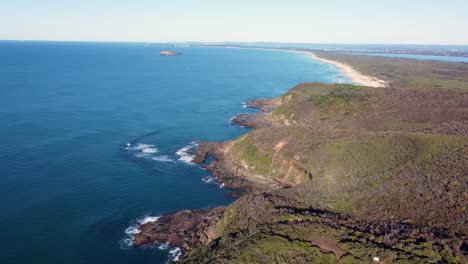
[{"left": 0, "top": 41, "right": 346, "bottom": 264}]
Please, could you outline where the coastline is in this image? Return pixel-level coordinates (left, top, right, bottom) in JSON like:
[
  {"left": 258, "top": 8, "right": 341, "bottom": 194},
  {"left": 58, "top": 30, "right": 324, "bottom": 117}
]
[
  {"left": 213, "top": 46, "right": 388, "bottom": 88},
  {"left": 131, "top": 47, "right": 388, "bottom": 257},
  {"left": 131, "top": 49, "right": 468, "bottom": 262},
  {"left": 305, "top": 52, "right": 387, "bottom": 87}
]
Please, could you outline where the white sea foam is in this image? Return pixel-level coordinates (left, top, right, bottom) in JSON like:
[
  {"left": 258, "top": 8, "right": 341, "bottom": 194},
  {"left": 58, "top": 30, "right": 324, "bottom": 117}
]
[
  {"left": 124, "top": 225, "right": 140, "bottom": 235},
  {"left": 202, "top": 176, "right": 216, "bottom": 184},
  {"left": 158, "top": 241, "right": 170, "bottom": 250},
  {"left": 126, "top": 143, "right": 159, "bottom": 155},
  {"left": 169, "top": 247, "right": 182, "bottom": 262},
  {"left": 176, "top": 142, "right": 198, "bottom": 164},
  {"left": 141, "top": 148, "right": 158, "bottom": 154},
  {"left": 139, "top": 216, "right": 161, "bottom": 225},
  {"left": 202, "top": 176, "right": 225, "bottom": 189},
  {"left": 121, "top": 215, "right": 161, "bottom": 249},
  {"left": 229, "top": 116, "right": 236, "bottom": 124},
  {"left": 152, "top": 155, "right": 176, "bottom": 163},
  {"left": 128, "top": 143, "right": 159, "bottom": 153},
  {"left": 241, "top": 102, "right": 248, "bottom": 108},
  {"left": 121, "top": 215, "right": 182, "bottom": 262},
  {"left": 126, "top": 143, "right": 177, "bottom": 163}
]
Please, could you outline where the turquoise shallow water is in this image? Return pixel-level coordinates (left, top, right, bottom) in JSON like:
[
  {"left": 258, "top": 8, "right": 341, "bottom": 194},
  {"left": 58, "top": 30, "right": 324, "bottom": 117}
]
[{"left": 0, "top": 41, "right": 346, "bottom": 263}]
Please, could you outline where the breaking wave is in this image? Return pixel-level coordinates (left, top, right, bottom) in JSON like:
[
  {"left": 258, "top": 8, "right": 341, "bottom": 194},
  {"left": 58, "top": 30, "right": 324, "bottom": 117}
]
[
  {"left": 202, "top": 175, "right": 216, "bottom": 184},
  {"left": 152, "top": 155, "right": 176, "bottom": 163},
  {"left": 121, "top": 215, "right": 161, "bottom": 249},
  {"left": 126, "top": 143, "right": 158, "bottom": 153},
  {"left": 202, "top": 176, "right": 224, "bottom": 188},
  {"left": 125, "top": 143, "right": 176, "bottom": 163},
  {"left": 121, "top": 215, "right": 182, "bottom": 262},
  {"left": 169, "top": 247, "right": 182, "bottom": 262},
  {"left": 176, "top": 142, "right": 198, "bottom": 164}
]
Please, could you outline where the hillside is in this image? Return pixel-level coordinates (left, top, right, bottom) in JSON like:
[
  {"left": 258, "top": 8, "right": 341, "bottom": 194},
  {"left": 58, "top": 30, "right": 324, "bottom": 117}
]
[{"left": 134, "top": 53, "right": 468, "bottom": 263}]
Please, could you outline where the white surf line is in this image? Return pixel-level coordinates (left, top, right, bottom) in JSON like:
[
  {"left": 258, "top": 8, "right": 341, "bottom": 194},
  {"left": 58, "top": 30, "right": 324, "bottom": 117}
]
[{"left": 204, "top": 45, "right": 388, "bottom": 88}]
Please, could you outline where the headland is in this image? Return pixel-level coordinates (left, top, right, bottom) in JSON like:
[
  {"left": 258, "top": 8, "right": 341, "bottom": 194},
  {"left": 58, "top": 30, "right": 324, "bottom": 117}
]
[{"left": 134, "top": 48, "right": 468, "bottom": 263}]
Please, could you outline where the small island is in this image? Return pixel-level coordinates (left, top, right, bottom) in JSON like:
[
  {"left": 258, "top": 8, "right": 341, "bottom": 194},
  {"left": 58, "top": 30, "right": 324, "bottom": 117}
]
[{"left": 160, "top": 50, "right": 182, "bottom": 56}]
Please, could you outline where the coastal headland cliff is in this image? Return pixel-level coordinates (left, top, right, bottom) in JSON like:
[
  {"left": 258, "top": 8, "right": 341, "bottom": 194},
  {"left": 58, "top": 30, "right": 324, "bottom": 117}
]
[{"left": 135, "top": 50, "right": 468, "bottom": 263}]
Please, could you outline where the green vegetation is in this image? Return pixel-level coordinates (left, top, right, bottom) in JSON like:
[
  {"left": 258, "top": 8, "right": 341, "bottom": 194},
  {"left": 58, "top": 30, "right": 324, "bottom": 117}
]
[
  {"left": 235, "top": 235, "right": 337, "bottom": 263},
  {"left": 313, "top": 50, "right": 468, "bottom": 91},
  {"left": 308, "top": 84, "right": 367, "bottom": 107},
  {"left": 231, "top": 135, "right": 272, "bottom": 175},
  {"left": 201, "top": 80, "right": 467, "bottom": 263},
  {"left": 169, "top": 52, "right": 468, "bottom": 263}
]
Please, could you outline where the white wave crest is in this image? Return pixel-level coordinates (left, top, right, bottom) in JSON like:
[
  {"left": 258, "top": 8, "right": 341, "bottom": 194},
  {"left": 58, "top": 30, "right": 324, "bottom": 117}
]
[
  {"left": 142, "top": 148, "right": 158, "bottom": 154},
  {"left": 127, "top": 143, "right": 159, "bottom": 153},
  {"left": 121, "top": 215, "right": 160, "bottom": 249},
  {"left": 158, "top": 241, "right": 170, "bottom": 250},
  {"left": 126, "top": 143, "right": 177, "bottom": 163},
  {"left": 121, "top": 215, "right": 182, "bottom": 262},
  {"left": 139, "top": 216, "right": 161, "bottom": 225},
  {"left": 124, "top": 225, "right": 140, "bottom": 236},
  {"left": 176, "top": 142, "right": 198, "bottom": 164},
  {"left": 152, "top": 155, "right": 176, "bottom": 163},
  {"left": 202, "top": 176, "right": 216, "bottom": 184},
  {"left": 202, "top": 176, "right": 225, "bottom": 189},
  {"left": 169, "top": 247, "right": 182, "bottom": 262}
]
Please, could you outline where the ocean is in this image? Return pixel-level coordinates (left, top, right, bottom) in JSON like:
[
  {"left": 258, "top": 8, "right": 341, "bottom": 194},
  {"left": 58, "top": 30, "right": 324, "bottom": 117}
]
[{"left": 0, "top": 41, "right": 346, "bottom": 263}]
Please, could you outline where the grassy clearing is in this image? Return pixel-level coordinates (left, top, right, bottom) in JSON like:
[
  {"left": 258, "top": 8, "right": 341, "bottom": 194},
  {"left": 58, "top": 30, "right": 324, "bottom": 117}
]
[{"left": 231, "top": 135, "right": 272, "bottom": 175}]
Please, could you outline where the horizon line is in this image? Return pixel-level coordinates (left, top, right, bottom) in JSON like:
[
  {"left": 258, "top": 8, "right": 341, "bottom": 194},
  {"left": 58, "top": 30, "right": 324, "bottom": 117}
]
[{"left": 1, "top": 39, "right": 468, "bottom": 47}]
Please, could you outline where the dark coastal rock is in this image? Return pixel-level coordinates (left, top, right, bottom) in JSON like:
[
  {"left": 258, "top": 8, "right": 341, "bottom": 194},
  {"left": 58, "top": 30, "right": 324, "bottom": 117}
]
[
  {"left": 133, "top": 207, "right": 226, "bottom": 255},
  {"left": 245, "top": 98, "right": 278, "bottom": 112},
  {"left": 228, "top": 98, "right": 279, "bottom": 129},
  {"left": 192, "top": 142, "right": 218, "bottom": 164},
  {"left": 226, "top": 190, "right": 246, "bottom": 198},
  {"left": 230, "top": 114, "right": 254, "bottom": 128}
]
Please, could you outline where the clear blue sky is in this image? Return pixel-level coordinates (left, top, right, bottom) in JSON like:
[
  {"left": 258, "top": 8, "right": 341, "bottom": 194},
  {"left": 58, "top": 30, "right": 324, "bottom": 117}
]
[{"left": 1, "top": 0, "right": 467, "bottom": 45}]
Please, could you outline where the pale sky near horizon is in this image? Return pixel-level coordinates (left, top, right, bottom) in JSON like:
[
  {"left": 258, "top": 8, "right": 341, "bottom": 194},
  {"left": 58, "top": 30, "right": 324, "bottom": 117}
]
[{"left": 1, "top": 0, "right": 467, "bottom": 45}]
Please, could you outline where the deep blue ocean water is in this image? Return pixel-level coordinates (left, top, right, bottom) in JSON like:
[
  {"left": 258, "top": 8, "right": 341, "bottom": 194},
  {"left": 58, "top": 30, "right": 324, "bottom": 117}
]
[{"left": 0, "top": 41, "right": 346, "bottom": 264}]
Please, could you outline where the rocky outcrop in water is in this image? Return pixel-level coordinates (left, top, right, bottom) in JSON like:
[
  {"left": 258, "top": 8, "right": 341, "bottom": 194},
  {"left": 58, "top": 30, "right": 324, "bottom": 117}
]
[{"left": 134, "top": 207, "right": 226, "bottom": 254}]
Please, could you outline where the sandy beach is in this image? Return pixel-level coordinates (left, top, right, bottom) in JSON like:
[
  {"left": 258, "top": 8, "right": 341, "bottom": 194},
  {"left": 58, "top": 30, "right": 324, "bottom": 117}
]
[
  {"left": 304, "top": 51, "right": 387, "bottom": 87},
  {"left": 222, "top": 46, "right": 388, "bottom": 88}
]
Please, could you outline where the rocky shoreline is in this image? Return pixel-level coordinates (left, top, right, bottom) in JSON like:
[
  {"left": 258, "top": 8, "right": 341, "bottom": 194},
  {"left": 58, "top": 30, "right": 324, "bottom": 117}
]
[
  {"left": 133, "top": 83, "right": 467, "bottom": 263},
  {"left": 133, "top": 98, "right": 281, "bottom": 254},
  {"left": 134, "top": 207, "right": 226, "bottom": 255}
]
